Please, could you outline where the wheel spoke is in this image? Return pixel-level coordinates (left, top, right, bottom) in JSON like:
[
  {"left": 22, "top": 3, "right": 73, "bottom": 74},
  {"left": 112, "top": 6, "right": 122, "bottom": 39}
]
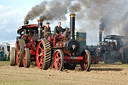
[
  {"left": 85, "top": 54, "right": 88, "bottom": 63},
  {"left": 58, "top": 63, "right": 60, "bottom": 68},
  {"left": 85, "top": 58, "right": 88, "bottom": 63},
  {"left": 40, "top": 61, "right": 43, "bottom": 65},
  {"left": 36, "top": 42, "right": 45, "bottom": 69},
  {"left": 39, "top": 54, "right": 44, "bottom": 66},
  {"left": 56, "top": 52, "right": 59, "bottom": 57},
  {"left": 54, "top": 50, "right": 64, "bottom": 71},
  {"left": 36, "top": 53, "right": 40, "bottom": 57},
  {"left": 39, "top": 47, "right": 43, "bottom": 52},
  {"left": 58, "top": 57, "right": 61, "bottom": 63},
  {"left": 39, "top": 57, "right": 43, "bottom": 64}
]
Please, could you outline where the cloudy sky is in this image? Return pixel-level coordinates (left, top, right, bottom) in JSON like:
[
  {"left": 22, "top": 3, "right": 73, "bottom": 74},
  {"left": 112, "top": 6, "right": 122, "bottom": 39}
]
[
  {"left": 0, "top": 0, "right": 100, "bottom": 45},
  {"left": 0, "top": 0, "right": 46, "bottom": 44},
  {"left": 0, "top": 0, "right": 71, "bottom": 44}
]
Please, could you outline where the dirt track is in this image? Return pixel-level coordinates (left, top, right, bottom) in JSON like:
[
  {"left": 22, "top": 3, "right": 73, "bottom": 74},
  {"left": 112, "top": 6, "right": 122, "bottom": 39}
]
[{"left": 0, "top": 61, "right": 128, "bottom": 85}]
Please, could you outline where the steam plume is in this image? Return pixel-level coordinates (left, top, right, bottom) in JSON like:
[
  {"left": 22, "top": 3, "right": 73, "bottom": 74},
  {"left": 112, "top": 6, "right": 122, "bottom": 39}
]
[
  {"left": 25, "top": 1, "right": 47, "bottom": 21},
  {"left": 25, "top": 0, "right": 71, "bottom": 21},
  {"left": 25, "top": 0, "right": 128, "bottom": 39}
]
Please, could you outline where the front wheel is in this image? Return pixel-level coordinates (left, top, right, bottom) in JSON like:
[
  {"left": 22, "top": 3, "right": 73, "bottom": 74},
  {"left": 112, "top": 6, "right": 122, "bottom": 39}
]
[
  {"left": 54, "top": 49, "right": 64, "bottom": 71},
  {"left": 23, "top": 48, "right": 30, "bottom": 68},
  {"left": 16, "top": 39, "right": 25, "bottom": 67},
  {"left": 80, "top": 50, "right": 91, "bottom": 71}
]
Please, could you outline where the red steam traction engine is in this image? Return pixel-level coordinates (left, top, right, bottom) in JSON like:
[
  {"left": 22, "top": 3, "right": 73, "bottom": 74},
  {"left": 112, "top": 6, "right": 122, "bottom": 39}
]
[
  {"left": 15, "top": 21, "right": 39, "bottom": 68},
  {"left": 10, "top": 13, "right": 91, "bottom": 71},
  {"left": 36, "top": 13, "right": 91, "bottom": 71}
]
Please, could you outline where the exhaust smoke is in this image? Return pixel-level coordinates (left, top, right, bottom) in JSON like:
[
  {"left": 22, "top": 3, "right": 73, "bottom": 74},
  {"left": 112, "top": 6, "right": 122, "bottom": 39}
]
[
  {"left": 25, "top": 0, "right": 72, "bottom": 21},
  {"left": 25, "top": 0, "right": 128, "bottom": 39}
]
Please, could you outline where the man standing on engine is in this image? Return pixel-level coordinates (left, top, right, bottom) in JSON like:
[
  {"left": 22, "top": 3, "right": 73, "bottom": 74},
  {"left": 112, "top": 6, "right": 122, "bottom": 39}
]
[
  {"left": 54, "top": 22, "right": 63, "bottom": 34},
  {"left": 44, "top": 22, "right": 51, "bottom": 38}
]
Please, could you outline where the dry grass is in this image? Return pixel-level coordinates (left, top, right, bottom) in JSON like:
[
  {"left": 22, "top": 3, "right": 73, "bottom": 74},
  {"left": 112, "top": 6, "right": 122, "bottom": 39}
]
[{"left": 0, "top": 61, "right": 128, "bottom": 85}]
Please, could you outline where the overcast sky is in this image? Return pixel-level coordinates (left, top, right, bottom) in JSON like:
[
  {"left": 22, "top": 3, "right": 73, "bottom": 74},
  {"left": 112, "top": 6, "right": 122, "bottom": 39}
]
[
  {"left": 0, "top": 0, "right": 45, "bottom": 44},
  {"left": 0, "top": 0, "right": 99, "bottom": 45},
  {"left": 0, "top": 0, "right": 70, "bottom": 44}
]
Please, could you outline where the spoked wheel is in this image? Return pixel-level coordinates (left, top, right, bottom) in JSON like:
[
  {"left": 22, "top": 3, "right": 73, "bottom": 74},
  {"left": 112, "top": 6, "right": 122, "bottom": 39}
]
[
  {"left": 23, "top": 48, "right": 30, "bottom": 68},
  {"left": 16, "top": 39, "right": 25, "bottom": 67},
  {"left": 54, "top": 49, "right": 64, "bottom": 71},
  {"left": 10, "top": 47, "right": 16, "bottom": 66},
  {"left": 80, "top": 50, "right": 91, "bottom": 71},
  {"left": 36, "top": 38, "right": 51, "bottom": 70}
]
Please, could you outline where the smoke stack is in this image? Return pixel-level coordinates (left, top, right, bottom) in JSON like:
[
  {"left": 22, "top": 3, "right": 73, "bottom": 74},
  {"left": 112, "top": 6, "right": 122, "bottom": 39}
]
[
  {"left": 99, "top": 31, "right": 102, "bottom": 44},
  {"left": 24, "top": 21, "right": 29, "bottom": 25},
  {"left": 70, "top": 13, "right": 76, "bottom": 40},
  {"left": 37, "top": 20, "right": 43, "bottom": 39}
]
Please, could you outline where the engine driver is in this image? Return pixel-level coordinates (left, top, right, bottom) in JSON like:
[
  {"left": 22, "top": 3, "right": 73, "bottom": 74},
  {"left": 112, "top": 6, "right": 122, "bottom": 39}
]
[
  {"left": 44, "top": 22, "right": 51, "bottom": 37},
  {"left": 54, "top": 22, "right": 63, "bottom": 35}
]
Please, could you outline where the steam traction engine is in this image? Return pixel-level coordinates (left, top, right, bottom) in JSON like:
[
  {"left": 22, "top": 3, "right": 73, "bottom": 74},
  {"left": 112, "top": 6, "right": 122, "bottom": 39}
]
[
  {"left": 97, "top": 35, "right": 125, "bottom": 64},
  {"left": 36, "top": 13, "right": 91, "bottom": 71},
  {"left": 10, "top": 13, "right": 91, "bottom": 71},
  {"left": 15, "top": 22, "right": 39, "bottom": 67},
  {"left": 10, "top": 20, "right": 44, "bottom": 67},
  {"left": 86, "top": 45, "right": 99, "bottom": 64}
]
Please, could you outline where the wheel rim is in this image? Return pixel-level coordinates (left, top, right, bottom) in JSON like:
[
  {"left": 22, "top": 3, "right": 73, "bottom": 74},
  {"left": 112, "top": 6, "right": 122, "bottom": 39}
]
[
  {"left": 81, "top": 53, "right": 88, "bottom": 70},
  {"left": 54, "top": 51, "right": 61, "bottom": 70},
  {"left": 16, "top": 42, "right": 20, "bottom": 66},
  {"left": 36, "top": 41, "right": 44, "bottom": 69},
  {"left": 23, "top": 49, "right": 26, "bottom": 67}
]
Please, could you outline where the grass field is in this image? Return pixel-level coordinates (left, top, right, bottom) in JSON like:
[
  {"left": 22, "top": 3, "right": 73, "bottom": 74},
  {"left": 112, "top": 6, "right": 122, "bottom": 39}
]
[{"left": 0, "top": 61, "right": 128, "bottom": 85}]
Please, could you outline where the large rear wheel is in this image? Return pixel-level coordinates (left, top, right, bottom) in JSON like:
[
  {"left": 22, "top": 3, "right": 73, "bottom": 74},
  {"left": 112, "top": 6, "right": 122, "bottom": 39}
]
[
  {"left": 10, "top": 47, "right": 16, "bottom": 66},
  {"left": 23, "top": 48, "right": 30, "bottom": 68},
  {"left": 36, "top": 38, "right": 51, "bottom": 70},
  {"left": 16, "top": 39, "right": 25, "bottom": 67},
  {"left": 54, "top": 49, "right": 64, "bottom": 71},
  {"left": 80, "top": 50, "right": 91, "bottom": 71}
]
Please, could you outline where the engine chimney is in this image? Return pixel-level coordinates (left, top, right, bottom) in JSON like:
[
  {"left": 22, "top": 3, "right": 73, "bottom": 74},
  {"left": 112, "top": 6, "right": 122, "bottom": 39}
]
[
  {"left": 70, "top": 13, "right": 76, "bottom": 40},
  {"left": 37, "top": 20, "right": 43, "bottom": 39},
  {"left": 99, "top": 31, "right": 102, "bottom": 44},
  {"left": 24, "top": 21, "right": 29, "bottom": 25}
]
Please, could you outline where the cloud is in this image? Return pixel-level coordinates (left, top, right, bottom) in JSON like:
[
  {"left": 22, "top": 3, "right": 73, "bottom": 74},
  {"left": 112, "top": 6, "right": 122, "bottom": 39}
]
[{"left": 0, "top": 5, "right": 28, "bottom": 43}]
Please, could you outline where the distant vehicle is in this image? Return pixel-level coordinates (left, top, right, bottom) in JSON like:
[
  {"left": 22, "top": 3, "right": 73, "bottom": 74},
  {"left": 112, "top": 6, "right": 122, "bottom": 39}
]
[
  {"left": 86, "top": 45, "right": 99, "bottom": 64},
  {"left": 0, "top": 42, "right": 10, "bottom": 61},
  {"left": 97, "top": 35, "right": 128, "bottom": 64}
]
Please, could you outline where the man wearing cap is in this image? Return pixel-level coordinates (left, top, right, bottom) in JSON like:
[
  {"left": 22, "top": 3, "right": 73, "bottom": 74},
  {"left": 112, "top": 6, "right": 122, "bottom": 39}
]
[
  {"left": 54, "top": 22, "right": 63, "bottom": 35},
  {"left": 44, "top": 22, "right": 51, "bottom": 38}
]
